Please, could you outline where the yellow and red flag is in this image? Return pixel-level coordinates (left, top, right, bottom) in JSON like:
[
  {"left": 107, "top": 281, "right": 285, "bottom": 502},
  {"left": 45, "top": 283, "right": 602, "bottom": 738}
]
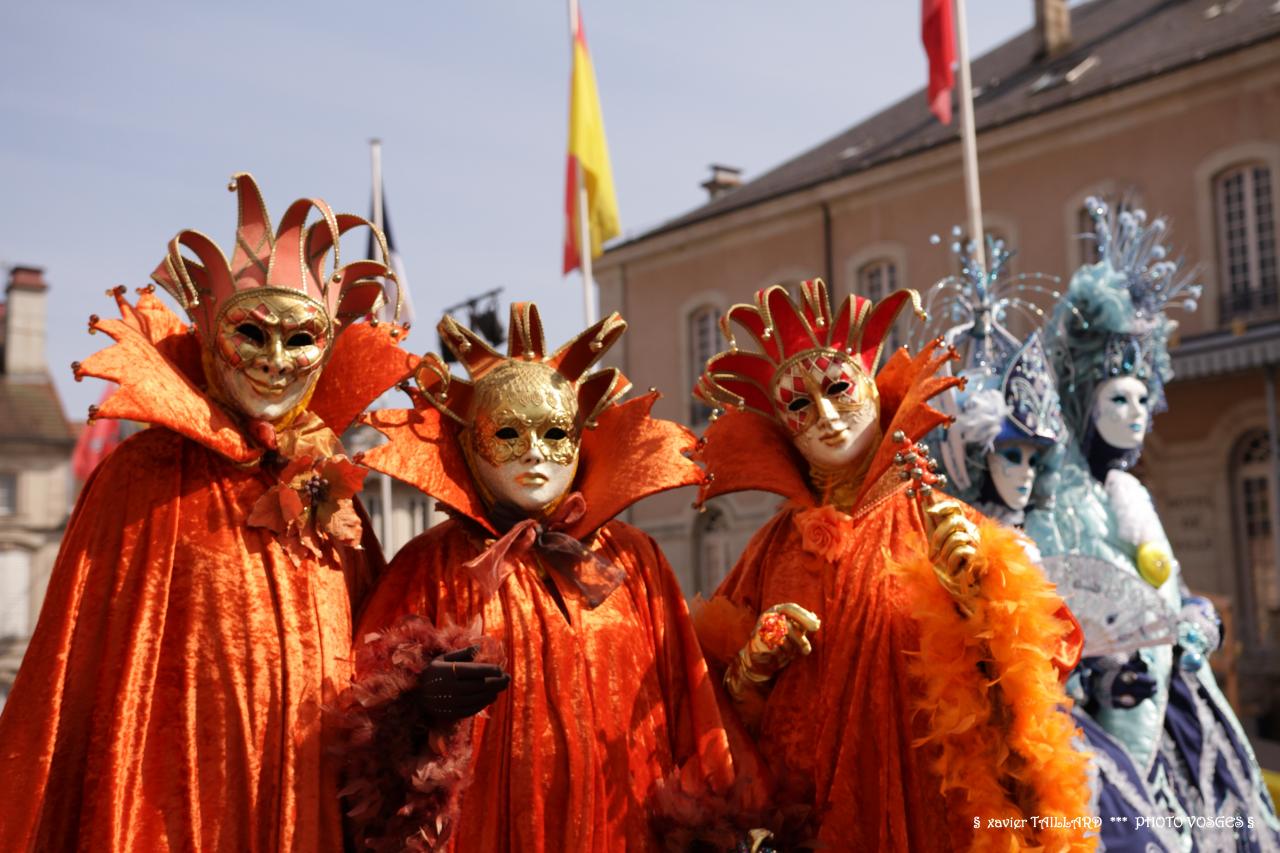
[{"left": 563, "top": 6, "right": 620, "bottom": 275}]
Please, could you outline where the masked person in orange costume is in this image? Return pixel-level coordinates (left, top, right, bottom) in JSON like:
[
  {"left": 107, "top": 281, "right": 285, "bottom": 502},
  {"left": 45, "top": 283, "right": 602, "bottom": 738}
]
[
  {"left": 692, "top": 280, "right": 1093, "bottom": 851},
  {"left": 0, "top": 174, "right": 414, "bottom": 852},
  {"left": 339, "top": 304, "right": 768, "bottom": 852}
]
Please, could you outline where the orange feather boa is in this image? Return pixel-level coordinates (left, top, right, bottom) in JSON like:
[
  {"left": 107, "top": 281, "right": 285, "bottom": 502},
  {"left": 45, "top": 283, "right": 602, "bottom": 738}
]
[{"left": 891, "top": 519, "right": 1096, "bottom": 851}]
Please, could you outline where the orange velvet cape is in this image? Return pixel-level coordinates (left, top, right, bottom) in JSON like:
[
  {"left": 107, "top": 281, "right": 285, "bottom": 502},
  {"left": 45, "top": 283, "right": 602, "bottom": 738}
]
[
  {"left": 353, "top": 392, "right": 761, "bottom": 851},
  {"left": 0, "top": 289, "right": 415, "bottom": 852},
  {"left": 694, "top": 342, "right": 1093, "bottom": 852}
]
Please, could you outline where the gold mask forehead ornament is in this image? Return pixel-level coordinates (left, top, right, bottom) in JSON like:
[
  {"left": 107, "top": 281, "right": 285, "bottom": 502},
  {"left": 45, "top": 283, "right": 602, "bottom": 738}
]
[
  {"left": 469, "top": 360, "right": 580, "bottom": 467},
  {"left": 415, "top": 302, "right": 631, "bottom": 468}
]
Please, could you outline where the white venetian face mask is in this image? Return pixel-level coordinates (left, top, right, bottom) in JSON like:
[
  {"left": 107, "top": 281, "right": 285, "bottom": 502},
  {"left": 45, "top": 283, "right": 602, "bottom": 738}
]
[
  {"left": 467, "top": 361, "right": 580, "bottom": 514},
  {"left": 1092, "top": 375, "right": 1150, "bottom": 450},
  {"left": 985, "top": 440, "right": 1043, "bottom": 511},
  {"left": 773, "top": 352, "right": 881, "bottom": 470},
  {"left": 211, "top": 290, "right": 331, "bottom": 422}
]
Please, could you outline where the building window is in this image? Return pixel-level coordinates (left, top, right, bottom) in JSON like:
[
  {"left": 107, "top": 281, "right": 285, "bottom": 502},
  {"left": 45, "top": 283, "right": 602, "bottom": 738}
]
[
  {"left": 688, "top": 305, "right": 720, "bottom": 425},
  {"left": 1075, "top": 196, "right": 1132, "bottom": 265},
  {"left": 0, "top": 473, "right": 15, "bottom": 516},
  {"left": 1216, "top": 164, "right": 1278, "bottom": 321},
  {"left": 1233, "top": 430, "right": 1280, "bottom": 649},
  {"left": 857, "top": 259, "right": 903, "bottom": 351},
  {"left": 0, "top": 548, "right": 31, "bottom": 639},
  {"left": 692, "top": 506, "right": 733, "bottom": 595},
  {"left": 407, "top": 495, "right": 432, "bottom": 538},
  {"left": 857, "top": 258, "right": 897, "bottom": 302},
  {"left": 365, "top": 495, "right": 383, "bottom": 544},
  {"left": 1073, "top": 193, "right": 1156, "bottom": 271}
]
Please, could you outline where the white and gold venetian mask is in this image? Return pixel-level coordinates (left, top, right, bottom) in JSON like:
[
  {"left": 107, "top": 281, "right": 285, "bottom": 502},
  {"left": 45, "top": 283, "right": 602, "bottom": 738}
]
[{"left": 416, "top": 302, "right": 629, "bottom": 516}]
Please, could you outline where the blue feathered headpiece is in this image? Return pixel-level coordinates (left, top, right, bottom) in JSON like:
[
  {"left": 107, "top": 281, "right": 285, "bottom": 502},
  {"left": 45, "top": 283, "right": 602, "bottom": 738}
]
[{"left": 1049, "top": 198, "right": 1201, "bottom": 439}]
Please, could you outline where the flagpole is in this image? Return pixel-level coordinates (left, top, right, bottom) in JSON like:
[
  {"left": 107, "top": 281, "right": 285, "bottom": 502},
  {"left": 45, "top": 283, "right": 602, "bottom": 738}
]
[
  {"left": 370, "top": 139, "right": 386, "bottom": 255},
  {"left": 954, "top": 0, "right": 986, "bottom": 270},
  {"left": 369, "top": 137, "right": 395, "bottom": 552},
  {"left": 569, "top": 0, "right": 598, "bottom": 325},
  {"left": 578, "top": 162, "right": 597, "bottom": 325}
]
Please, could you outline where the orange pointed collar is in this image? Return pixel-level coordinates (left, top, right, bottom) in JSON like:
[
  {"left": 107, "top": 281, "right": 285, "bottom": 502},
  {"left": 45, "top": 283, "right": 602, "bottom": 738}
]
[
  {"left": 73, "top": 287, "right": 416, "bottom": 465},
  {"left": 360, "top": 391, "right": 703, "bottom": 540}
]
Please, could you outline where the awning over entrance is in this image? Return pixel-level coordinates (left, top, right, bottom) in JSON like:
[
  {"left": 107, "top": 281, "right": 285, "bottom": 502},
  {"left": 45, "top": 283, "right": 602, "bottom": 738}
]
[{"left": 1171, "top": 321, "right": 1280, "bottom": 381}]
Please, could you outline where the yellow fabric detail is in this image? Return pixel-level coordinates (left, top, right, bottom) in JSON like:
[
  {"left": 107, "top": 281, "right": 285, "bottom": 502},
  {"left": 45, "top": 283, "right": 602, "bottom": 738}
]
[{"left": 1136, "top": 541, "right": 1172, "bottom": 588}]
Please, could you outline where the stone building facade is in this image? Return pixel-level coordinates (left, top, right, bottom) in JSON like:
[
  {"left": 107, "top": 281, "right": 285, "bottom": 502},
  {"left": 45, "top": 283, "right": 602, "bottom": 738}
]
[
  {"left": 595, "top": 0, "right": 1280, "bottom": 743},
  {"left": 0, "top": 267, "right": 75, "bottom": 705}
]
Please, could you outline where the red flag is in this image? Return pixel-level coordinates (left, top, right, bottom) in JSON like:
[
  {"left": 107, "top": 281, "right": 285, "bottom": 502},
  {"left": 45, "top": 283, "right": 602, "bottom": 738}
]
[
  {"left": 922, "top": 0, "right": 956, "bottom": 124},
  {"left": 72, "top": 387, "right": 123, "bottom": 481}
]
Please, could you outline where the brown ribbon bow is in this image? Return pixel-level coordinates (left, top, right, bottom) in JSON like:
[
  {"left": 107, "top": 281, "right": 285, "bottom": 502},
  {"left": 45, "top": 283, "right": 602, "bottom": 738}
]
[{"left": 462, "top": 492, "right": 625, "bottom": 608}]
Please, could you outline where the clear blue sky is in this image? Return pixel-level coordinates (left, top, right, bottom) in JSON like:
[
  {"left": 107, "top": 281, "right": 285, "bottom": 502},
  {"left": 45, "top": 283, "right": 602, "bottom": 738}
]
[{"left": 0, "top": 0, "right": 1038, "bottom": 420}]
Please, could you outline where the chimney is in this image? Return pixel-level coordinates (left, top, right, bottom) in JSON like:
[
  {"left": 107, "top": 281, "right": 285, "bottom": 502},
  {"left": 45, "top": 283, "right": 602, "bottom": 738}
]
[
  {"left": 4, "top": 266, "right": 49, "bottom": 377},
  {"left": 1035, "top": 0, "right": 1072, "bottom": 59},
  {"left": 701, "top": 164, "right": 743, "bottom": 200}
]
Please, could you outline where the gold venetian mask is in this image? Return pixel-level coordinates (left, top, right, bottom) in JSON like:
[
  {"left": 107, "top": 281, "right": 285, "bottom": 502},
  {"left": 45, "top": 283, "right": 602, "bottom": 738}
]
[
  {"left": 465, "top": 359, "right": 581, "bottom": 511},
  {"left": 417, "top": 301, "right": 630, "bottom": 516},
  {"left": 211, "top": 288, "right": 332, "bottom": 422}
]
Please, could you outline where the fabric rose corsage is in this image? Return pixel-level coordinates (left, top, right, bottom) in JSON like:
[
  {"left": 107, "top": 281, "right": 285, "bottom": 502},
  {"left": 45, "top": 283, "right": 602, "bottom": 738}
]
[{"left": 795, "top": 504, "right": 853, "bottom": 564}]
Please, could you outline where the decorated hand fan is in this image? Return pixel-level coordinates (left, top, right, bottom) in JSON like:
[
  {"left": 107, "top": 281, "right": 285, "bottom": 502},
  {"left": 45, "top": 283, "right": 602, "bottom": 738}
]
[{"left": 1039, "top": 554, "right": 1177, "bottom": 657}]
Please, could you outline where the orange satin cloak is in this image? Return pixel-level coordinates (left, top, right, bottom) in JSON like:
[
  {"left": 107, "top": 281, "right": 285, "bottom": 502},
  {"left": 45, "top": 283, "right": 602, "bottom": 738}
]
[
  {"left": 0, "top": 289, "right": 413, "bottom": 852},
  {"left": 356, "top": 517, "right": 738, "bottom": 852},
  {"left": 714, "top": 493, "right": 970, "bottom": 852}
]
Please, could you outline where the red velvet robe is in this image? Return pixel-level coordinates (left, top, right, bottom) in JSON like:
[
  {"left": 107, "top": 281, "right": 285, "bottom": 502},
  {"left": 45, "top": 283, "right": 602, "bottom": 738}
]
[
  {"left": 358, "top": 519, "right": 736, "bottom": 851},
  {"left": 349, "top": 392, "right": 756, "bottom": 852},
  {"left": 0, "top": 290, "right": 414, "bottom": 852},
  {"left": 695, "top": 343, "right": 1092, "bottom": 852},
  {"left": 715, "top": 497, "right": 962, "bottom": 850}
]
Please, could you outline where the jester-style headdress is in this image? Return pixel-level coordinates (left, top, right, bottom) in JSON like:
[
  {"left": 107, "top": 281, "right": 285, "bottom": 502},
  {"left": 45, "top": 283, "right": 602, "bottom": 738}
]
[
  {"left": 694, "top": 278, "right": 921, "bottom": 421},
  {"left": 1050, "top": 198, "right": 1201, "bottom": 438},
  {"left": 923, "top": 233, "right": 1067, "bottom": 499},
  {"left": 692, "top": 279, "right": 961, "bottom": 509},
  {"left": 71, "top": 173, "right": 416, "bottom": 467},
  {"left": 416, "top": 303, "right": 629, "bottom": 432},
  {"left": 150, "top": 172, "right": 400, "bottom": 344}
]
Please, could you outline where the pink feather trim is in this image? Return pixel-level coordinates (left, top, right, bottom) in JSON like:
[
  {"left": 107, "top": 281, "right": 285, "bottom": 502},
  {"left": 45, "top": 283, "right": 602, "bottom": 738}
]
[
  {"left": 648, "top": 765, "right": 817, "bottom": 852},
  {"left": 333, "top": 615, "right": 501, "bottom": 852}
]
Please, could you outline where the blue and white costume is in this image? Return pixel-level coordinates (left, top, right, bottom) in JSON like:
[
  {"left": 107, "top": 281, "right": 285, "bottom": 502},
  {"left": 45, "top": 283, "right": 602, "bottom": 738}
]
[
  {"left": 926, "top": 232, "right": 1179, "bottom": 852},
  {"left": 1025, "top": 200, "right": 1280, "bottom": 852}
]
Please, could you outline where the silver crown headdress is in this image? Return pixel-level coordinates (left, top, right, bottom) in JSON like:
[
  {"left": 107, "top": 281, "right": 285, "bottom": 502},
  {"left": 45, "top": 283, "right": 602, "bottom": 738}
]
[{"left": 920, "top": 231, "right": 1068, "bottom": 499}]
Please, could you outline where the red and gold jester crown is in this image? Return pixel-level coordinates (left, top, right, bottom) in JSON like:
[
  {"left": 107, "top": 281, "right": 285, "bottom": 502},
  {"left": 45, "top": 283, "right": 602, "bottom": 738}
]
[
  {"left": 416, "top": 302, "right": 630, "bottom": 430},
  {"left": 692, "top": 278, "right": 960, "bottom": 508},
  {"left": 695, "top": 278, "right": 923, "bottom": 417},
  {"left": 149, "top": 172, "right": 398, "bottom": 341}
]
